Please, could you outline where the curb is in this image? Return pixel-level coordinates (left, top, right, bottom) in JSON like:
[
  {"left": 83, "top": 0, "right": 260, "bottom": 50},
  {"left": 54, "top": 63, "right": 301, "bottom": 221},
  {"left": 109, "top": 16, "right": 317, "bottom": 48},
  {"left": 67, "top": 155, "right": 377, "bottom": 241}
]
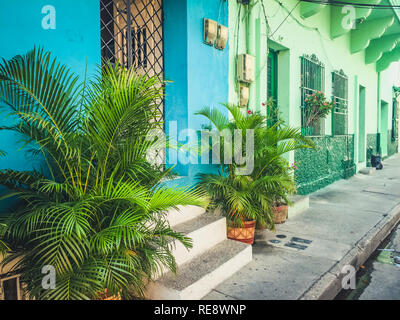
[{"left": 299, "top": 202, "right": 400, "bottom": 300}]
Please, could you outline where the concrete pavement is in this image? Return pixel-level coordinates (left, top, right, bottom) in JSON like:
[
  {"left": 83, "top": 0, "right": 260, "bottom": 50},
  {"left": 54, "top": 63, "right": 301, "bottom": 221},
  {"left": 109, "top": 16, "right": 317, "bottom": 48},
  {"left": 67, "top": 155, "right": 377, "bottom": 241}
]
[{"left": 204, "top": 154, "right": 400, "bottom": 300}]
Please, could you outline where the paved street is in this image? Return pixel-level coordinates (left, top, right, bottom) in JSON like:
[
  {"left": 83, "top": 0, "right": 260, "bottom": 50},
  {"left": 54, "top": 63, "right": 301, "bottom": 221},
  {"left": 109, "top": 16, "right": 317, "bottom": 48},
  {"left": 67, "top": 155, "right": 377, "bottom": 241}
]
[
  {"left": 204, "top": 154, "right": 400, "bottom": 300},
  {"left": 340, "top": 224, "right": 400, "bottom": 300}
]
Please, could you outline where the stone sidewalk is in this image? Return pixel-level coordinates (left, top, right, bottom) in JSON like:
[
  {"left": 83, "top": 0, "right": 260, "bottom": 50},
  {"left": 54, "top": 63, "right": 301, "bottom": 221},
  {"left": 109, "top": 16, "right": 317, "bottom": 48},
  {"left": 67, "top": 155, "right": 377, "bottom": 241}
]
[{"left": 204, "top": 153, "right": 400, "bottom": 300}]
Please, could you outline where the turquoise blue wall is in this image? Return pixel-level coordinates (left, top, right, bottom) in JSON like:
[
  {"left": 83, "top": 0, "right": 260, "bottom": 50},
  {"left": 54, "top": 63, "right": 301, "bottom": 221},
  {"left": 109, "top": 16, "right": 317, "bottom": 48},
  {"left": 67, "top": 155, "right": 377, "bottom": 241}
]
[
  {"left": 164, "top": 0, "right": 189, "bottom": 176},
  {"left": 0, "top": 0, "right": 100, "bottom": 76},
  {"left": 164, "top": 0, "right": 229, "bottom": 185},
  {"left": 0, "top": 0, "right": 228, "bottom": 203},
  {"left": 0, "top": 0, "right": 101, "bottom": 211}
]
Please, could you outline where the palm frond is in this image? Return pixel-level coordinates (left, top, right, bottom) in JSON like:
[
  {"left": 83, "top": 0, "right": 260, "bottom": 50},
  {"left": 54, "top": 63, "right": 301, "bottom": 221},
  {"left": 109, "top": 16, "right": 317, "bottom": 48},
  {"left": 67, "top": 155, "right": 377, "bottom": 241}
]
[
  {"left": 0, "top": 47, "right": 81, "bottom": 138},
  {"left": 0, "top": 49, "right": 204, "bottom": 300},
  {"left": 196, "top": 103, "right": 314, "bottom": 229},
  {"left": 0, "top": 223, "right": 9, "bottom": 258},
  {"left": 195, "top": 106, "right": 229, "bottom": 132}
]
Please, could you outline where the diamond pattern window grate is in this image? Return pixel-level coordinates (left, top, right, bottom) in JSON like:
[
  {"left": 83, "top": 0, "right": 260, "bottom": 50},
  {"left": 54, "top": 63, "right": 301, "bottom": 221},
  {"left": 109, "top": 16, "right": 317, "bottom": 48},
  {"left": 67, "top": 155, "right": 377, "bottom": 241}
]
[{"left": 100, "top": 0, "right": 164, "bottom": 118}]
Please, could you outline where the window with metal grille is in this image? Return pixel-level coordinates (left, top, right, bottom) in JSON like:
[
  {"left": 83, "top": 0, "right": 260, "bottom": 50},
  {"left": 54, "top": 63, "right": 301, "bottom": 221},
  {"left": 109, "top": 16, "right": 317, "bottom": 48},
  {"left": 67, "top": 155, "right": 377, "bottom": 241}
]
[
  {"left": 100, "top": 0, "right": 164, "bottom": 116},
  {"left": 300, "top": 54, "right": 325, "bottom": 136},
  {"left": 392, "top": 98, "right": 398, "bottom": 142},
  {"left": 331, "top": 70, "right": 348, "bottom": 136}
]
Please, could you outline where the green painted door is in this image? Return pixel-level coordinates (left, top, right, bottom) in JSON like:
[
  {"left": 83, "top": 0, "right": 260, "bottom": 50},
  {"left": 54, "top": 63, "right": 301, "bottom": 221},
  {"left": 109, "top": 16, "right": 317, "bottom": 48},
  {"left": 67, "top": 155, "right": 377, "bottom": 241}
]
[
  {"left": 380, "top": 101, "right": 388, "bottom": 156},
  {"left": 267, "top": 49, "right": 278, "bottom": 102},
  {"left": 267, "top": 49, "right": 278, "bottom": 126},
  {"left": 358, "top": 86, "right": 366, "bottom": 162}
]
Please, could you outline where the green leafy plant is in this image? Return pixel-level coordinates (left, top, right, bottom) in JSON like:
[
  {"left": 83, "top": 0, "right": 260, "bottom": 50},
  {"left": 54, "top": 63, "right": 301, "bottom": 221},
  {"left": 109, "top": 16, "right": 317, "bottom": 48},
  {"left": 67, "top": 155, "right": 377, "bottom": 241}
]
[
  {"left": 0, "top": 223, "right": 9, "bottom": 258},
  {"left": 264, "top": 97, "right": 282, "bottom": 128},
  {"left": 268, "top": 161, "right": 298, "bottom": 208},
  {"left": 303, "top": 91, "right": 333, "bottom": 129},
  {"left": 0, "top": 48, "right": 206, "bottom": 300},
  {"left": 195, "top": 104, "right": 314, "bottom": 230}
]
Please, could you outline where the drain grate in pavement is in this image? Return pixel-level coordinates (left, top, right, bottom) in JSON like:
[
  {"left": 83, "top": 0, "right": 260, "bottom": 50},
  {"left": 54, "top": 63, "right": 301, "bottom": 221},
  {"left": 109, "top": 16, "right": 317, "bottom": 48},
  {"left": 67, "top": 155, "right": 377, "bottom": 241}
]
[
  {"left": 269, "top": 240, "right": 281, "bottom": 244},
  {"left": 276, "top": 234, "right": 287, "bottom": 239},
  {"left": 291, "top": 237, "right": 312, "bottom": 244},
  {"left": 285, "top": 242, "right": 308, "bottom": 250}
]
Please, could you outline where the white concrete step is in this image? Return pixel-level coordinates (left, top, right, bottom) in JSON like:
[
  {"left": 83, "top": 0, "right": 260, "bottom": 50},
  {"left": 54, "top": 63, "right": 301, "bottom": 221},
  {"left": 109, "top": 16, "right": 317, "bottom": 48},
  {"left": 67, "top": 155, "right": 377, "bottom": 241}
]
[
  {"left": 288, "top": 195, "right": 309, "bottom": 219},
  {"left": 146, "top": 239, "right": 252, "bottom": 300},
  {"left": 171, "top": 214, "right": 227, "bottom": 266},
  {"left": 359, "top": 167, "right": 375, "bottom": 175},
  {"left": 165, "top": 205, "right": 206, "bottom": 227},
  {"left": 154, "top": 213, "right": 227, "bottom": 279}
]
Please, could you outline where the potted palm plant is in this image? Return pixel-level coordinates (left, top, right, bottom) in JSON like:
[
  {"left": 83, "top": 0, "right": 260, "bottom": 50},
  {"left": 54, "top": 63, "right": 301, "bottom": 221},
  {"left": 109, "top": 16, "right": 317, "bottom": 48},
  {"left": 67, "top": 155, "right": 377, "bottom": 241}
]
[
  {"left": 262, "top": 99, "right": 307, "bottom": 225},
  {"left": 196, "top": 104, "right": 314, "bottom": 243},
  {"left": 0, "top": 48, "right": 206, "bottom": 300},
  {"left": 197, "top": 173, "right": 266, "bottom": 244},
  {"left": 269, "top": 161, "right": 299, "bottom": 224}
]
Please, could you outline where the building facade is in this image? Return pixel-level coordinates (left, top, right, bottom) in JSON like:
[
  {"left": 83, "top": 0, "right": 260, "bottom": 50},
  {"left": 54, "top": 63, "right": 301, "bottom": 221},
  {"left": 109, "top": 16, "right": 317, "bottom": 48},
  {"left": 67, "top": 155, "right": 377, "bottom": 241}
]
[
  {"left": 1, "top": 0, "right": 400, "bottom": 300},
  {"left": 1, "top": 0, "right": 399, "bottom": 202},
  {"left": 229, "top": 0, "right": 400, "bottom": 194},
  {"left": 0, "top": 0, "right": 399, "bottom": 199}
]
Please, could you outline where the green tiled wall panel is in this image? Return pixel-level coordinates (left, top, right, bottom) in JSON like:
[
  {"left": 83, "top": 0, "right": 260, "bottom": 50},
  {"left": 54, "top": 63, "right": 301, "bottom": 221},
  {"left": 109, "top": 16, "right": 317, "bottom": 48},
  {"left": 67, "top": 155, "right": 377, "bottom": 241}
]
[{"left": 295, "top": 135, "right": 356, "bottom": 195}]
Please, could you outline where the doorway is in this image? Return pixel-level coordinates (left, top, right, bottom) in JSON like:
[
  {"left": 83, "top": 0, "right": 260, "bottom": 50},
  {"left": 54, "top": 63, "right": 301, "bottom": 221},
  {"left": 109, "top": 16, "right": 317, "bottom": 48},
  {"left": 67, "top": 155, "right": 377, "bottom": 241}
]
[
  {"left": 267, "top": 49, "right": 278, "bottom": 102},
  {"left": 380, "top": 100, "right": 389, "bottom": 156},
  {"left": 267, "top": 49, "right": 278, "bottom": 126}
]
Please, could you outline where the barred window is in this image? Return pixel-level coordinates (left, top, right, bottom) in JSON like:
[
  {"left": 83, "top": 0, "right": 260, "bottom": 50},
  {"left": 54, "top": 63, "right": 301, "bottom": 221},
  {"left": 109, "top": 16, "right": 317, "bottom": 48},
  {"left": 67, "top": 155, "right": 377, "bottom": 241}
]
[
  {"left": 100, "top": 0, "right": 165, "bottom": 165},
  {"left": 331, "top": 70, "right": 348, "bottom": 136},
  {"left": 100, "top": 0, "right": 164, "bottom": 115},
  {"left": 300, "top": 54, "right": 325, "bottom": 136}
]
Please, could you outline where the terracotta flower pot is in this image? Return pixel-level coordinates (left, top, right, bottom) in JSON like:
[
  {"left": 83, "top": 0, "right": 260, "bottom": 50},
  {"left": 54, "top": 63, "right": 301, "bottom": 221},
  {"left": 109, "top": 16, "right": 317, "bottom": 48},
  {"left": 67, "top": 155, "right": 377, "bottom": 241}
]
[
  {"left": 97, "top": 289, "right": 122, "bottom": 300},
  {"left": 273, "top": 205, "right": 288, "bottom": 224},
  {"left": 227, "top": 220, "right": 256, "bottom": 245}
]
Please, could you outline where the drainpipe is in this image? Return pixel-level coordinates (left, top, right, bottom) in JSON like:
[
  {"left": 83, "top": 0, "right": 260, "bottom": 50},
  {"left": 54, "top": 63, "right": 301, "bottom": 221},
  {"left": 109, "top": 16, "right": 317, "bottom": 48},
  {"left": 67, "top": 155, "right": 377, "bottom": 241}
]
[
  {"left": 245, "top": 1, "right": 255, "bottom": 109},
  {"left": 245, "top": 3, "right": 250, "bottom": 53}
]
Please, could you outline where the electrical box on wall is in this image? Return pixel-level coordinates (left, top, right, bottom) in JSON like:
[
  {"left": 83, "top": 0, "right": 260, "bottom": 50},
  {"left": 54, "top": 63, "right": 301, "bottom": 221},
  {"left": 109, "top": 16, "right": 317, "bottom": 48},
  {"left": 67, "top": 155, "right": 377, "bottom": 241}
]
[
  {"left": 215, "top": 24, "right": 228, "bottom": 50},
  {"left": 239, "top": 85, "right": 249, "bottom": 107},
  {"left": 237, "top": 54, "right": 255, "bottom": 83},
  {"left": 204, "top": 18, "right": 218, "bottom": 46}
]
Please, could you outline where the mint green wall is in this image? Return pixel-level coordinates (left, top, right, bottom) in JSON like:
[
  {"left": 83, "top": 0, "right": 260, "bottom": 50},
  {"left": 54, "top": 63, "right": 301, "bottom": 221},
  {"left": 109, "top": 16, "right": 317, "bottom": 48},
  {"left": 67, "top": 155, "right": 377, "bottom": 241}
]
[
  {"left": 358, "top": 85, "right": 366, "bottom": 162},
  {"left": 228, "top": 1, "right": 268, "bottom": 113},
  {"left": 228, "top": 0, "right": 400, "bottom": 194}
]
